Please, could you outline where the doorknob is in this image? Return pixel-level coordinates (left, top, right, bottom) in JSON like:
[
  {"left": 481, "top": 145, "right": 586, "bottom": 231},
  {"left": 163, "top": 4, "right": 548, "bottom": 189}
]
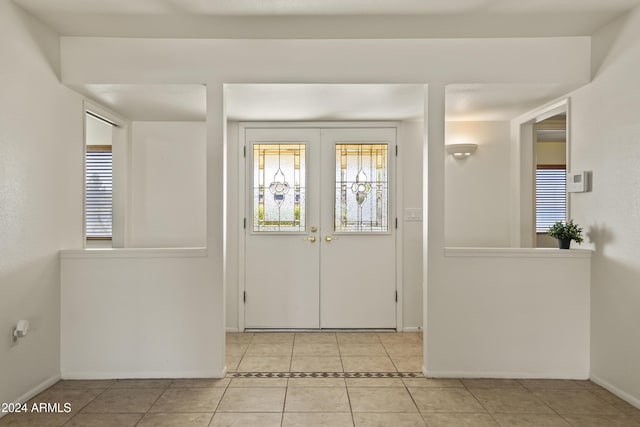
[
  {"left": 303, "top": 235, "right": 316, "bottom": 243},
  {"left": 325, "top": 235, "right": 338, "bottom": 242},
  {"left": 310, "top": 226, "right": 318, "bottom": 233}
]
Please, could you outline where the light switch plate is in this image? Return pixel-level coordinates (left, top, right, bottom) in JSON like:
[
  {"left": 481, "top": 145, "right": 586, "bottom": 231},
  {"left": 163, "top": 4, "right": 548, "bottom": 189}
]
[{"left": 405, "top": 208, "right": 423, "bottom": 221}]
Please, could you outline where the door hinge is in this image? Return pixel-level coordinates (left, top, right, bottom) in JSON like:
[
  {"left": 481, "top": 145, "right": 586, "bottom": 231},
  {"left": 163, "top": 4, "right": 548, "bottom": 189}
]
[
  {"left": 243, "top": 146, "right": 246, "bottom": 158},
  {"left": 243, "top": 217, "right": 246, "bottom": 229},
  {"left": 243, "top": 291, "right": 247, "bottom": 303},
  {"left": 395, "top": 217, "right": 398, "bottom": 229},
  {"left": 395, "top": 145, "right": 398, "bottom": 156},
  {"left": 395, "top": 291, "right": 398, "bottom": 302}
]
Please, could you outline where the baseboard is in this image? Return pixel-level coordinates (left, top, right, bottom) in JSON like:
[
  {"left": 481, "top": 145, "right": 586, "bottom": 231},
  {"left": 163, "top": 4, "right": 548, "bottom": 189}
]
[
  {"left": 226, "top": 327, "right": 239, "bottom": 333},
  {"left": 590, "top": 374, "right": 640, "bottom": 409},
  {"left": 402, "top": 326, "right": 423, "bottom": 333},
  {"left": 61, "top": 369, "right": 227, "bottom": 379},
  {"left": 424, "top": 368, "right": 589, "bottom": 380},
  {"left": 0, "top": 374, "right": 61, "bottom": 420}
]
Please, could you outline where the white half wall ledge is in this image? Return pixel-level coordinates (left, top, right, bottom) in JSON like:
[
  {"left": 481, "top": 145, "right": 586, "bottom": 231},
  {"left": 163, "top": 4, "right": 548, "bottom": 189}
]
[
  {"left": 444, "top": 247, "right": 592, "bottom": 258},
  {"left": 424, "top": 369, "right": 589, "bottom": 380},
  {"left": 59, "top": 247, "right": 207, "bottom": 259}
]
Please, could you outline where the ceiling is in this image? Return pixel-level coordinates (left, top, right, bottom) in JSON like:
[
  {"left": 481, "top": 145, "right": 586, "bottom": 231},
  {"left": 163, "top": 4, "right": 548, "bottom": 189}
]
[
  {"left": 13, "top": 0, "right": 640, "bottom": 38},
  {"left": 71, "top": 83, "right": 578, "bottom": 122}
]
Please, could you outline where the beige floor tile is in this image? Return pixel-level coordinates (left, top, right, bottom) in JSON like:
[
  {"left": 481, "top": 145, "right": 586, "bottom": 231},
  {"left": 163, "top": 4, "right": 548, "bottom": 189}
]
[
  {"left": 228, "top": 378, "right": 288, "bottom": 388},
  {"left": 346, "top": 378, "right": 404, "bottom": 388},
  {"left": 216, "top": 387, "right": 286, "bottom": 413},
  {"left": 291, "top": 356, "right": 343, "bottom": 372},
  {"left": 53, "top": 380, "right": 115, "bottom": 389},
  {"left": 251, "top": 333, "right": 295, "bottom": 344},
  {"left": 403, "top": 378, "right": 464, "bottom": 388},
  {"left": 0, "top": 412, "right": 73, "bottom": 427},
  {"left": 229, "top": 378, "right": 288, "bottom": 388},
  {"left": 225, "top": 356, "right": 241, "bottom": 372},
  {"left": 225, "top": 343, "right": 248, "bottom": 356},
  {"left": 288, "top": 378, "right": 346, "bottom": 387},
  {"left": 377, "top": 333, "right": 421, "bottom": 345},
  {"left": 283, "top": 412, "right": 354, "bottom": 427},
  {"left": 110, "top": 379, "right": 172, "bottom": 389},
  {"left": 245, "top": 343, "right": 293, "bottom": 356},
  {"left": 342, "top": 356, "right": 396, "bottom": 372},
  {"left": 293, "top": 342, "right": 340, "bottom": 356},
  {"left": 226, "top": 333, "right": 253, "bottom": 344},
  {"left": 294, "top": 333, "right": 338, "bottom": 344},
  {"left": 519, "top": 379, "right": 590, "bottom": 390},
  {"left": 81, "top": 388, "right": 165, "bottom": 413},
  {"left": 560, "top": 414, "right": 640, "bottom": 426},
  {"left": 137, "top": 413, "right": 213, "bottom": 427},
  {"left": 64, "top": 413, "right": 143, "bottom": 427},
  {"left": 339, "top": 343, "right": 387, "bottom": 356},
  {"left": 409, "top": 387, "right": 485, "bottom": 413},
  {"left": 285, "top": 387, "right": 351, "bottom": 412},
  {"left": 491, "top": 413, "right": 571, "bottom": 426},
  {"left": 169, "top": 378, "right": 230, "bottom": 388},
  {"left": 149, "top": 388, "right": 225, "bottom": 412},
  {"left": 471, "top": 388, "right": 553, "bottom": 414},
  {"left": 209, "top": 412, "right": 282, "bottom": 426},
  {"left": 237, "top": 356, "right": 291, "bottom": 372},
  {"left": 532, "top": 389, "right": 622, "bottom": 415},
  {"left": 422, "top": 413, "right": 499, "bottom": 426},
  {"left": 28, "top": 388, "right": 103, "bottom": 413},
  {"left": 354, "top": 412, "right": 425, "bottom": 426},
  {"left": 462, "top": 379, "right": 524, "bottom": 389},
  {"left": 391, "top": 356, "right": 423, "bottom": 372},
  {"left": 383, "top": 343, "right": 423, "bottom": 357},
  {"left": 337, "top": 333, "right": 381, "bottom": 344},
  {"left": 348, "top": 388, "right": 418, "bottom": 413},
  {"left": 613, "top": 401, "right": 640, "bottom": 417}
]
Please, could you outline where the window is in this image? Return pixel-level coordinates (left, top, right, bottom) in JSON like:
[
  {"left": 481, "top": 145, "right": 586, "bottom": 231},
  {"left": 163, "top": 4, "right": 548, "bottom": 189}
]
[
  {"left": 85, "top": 111, "right": 115, "bottom": 241},
  {"left": 535, "top": 166, "right": 566, "bottom": 232},
  {"left": 85, "top": 145, "right": 113, "bottom": 239}
]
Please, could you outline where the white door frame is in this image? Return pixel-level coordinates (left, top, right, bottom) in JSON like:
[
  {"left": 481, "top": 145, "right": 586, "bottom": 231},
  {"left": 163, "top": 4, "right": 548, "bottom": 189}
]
[{"left": 237, "top": 121, "right": 404, "bottom": 331}]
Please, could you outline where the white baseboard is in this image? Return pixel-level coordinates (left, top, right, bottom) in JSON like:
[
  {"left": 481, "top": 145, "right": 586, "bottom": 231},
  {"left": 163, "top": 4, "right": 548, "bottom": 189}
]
[
  {"left": 0, "top": 374, "right": 61, "bottom": 420},
  {"left": 424, "top": 368, "right": 589, "bottom": 380},
  {"left": 61, "top": 369, "right": 226, "bottom": 379},
  {"left": 402, "top": 326, "right": 423, "bottom": 333},
  {"left": 590, "top": 374, "right": 640, "bottom": 409},
  {"left": 226, "top": 327, "right": 239, "bottom": 333}
]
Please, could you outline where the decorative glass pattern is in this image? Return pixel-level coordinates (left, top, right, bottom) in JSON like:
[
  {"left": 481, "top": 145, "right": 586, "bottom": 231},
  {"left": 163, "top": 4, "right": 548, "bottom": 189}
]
[
  {"left": 335, "top": 144, "right": 388, "bottom": 232},
  {"left": 253, "top": 144, "right": 306, "bottom": 232}
]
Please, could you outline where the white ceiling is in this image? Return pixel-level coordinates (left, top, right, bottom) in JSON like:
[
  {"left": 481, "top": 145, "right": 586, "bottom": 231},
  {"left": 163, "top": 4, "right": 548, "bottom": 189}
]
[
  {"left": 14, "top": 0, "right": 640, "bottom": 38},
  {"left": 70, "top": 83, "right": 578, "bottom": 122}
]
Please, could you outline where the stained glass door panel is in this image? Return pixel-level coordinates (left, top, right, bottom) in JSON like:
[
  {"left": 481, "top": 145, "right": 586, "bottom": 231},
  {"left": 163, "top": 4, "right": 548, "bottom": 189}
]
[
  {"left": 335, "top": 144, "right": 388, "bottom": 233},
  {"left": 244, "top": 128, "right": 320, "bottom": 328},
  {"left": 253, "top": 144, "right": 306, "bottom": 232}
]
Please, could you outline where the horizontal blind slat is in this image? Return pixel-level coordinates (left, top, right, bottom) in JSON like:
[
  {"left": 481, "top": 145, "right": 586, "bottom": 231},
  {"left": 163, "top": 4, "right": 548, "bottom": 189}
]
[{"left": 86, "top": 150, "right": 113, "bottom": 238}]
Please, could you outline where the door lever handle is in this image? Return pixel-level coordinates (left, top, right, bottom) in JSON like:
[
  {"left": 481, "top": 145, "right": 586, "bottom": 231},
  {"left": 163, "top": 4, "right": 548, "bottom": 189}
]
[
  {"left": 303, "top": 235, "right": 316, "bottom": 243},
  {"left": 325, "top": 235, "right": 338, "bottom": 242}
]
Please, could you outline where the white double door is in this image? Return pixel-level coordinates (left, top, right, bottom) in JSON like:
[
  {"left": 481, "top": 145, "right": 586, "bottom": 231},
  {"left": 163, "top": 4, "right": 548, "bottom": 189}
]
[{"left": 244, "top": 126, "right": 396, "bottom": 329}]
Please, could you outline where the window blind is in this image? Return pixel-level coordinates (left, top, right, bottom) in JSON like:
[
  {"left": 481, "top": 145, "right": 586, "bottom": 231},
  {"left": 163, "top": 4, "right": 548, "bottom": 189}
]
[
  {"left": 536, "top": 168, "right": 566, "bottom": 233},
  {"left": 86, "top": 147, "right": 113, "bottom": 239}
]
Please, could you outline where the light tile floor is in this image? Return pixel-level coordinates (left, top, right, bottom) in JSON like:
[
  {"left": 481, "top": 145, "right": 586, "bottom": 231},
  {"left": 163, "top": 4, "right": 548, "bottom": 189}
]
[{"left": 1, "top": 332, "right": 639, "bottom": 426}]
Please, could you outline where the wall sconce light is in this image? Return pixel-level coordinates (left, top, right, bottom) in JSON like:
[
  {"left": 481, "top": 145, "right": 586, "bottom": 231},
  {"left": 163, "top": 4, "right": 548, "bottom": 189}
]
[{"left": 445, "top": 143, "right": 478, "bottom": 159}]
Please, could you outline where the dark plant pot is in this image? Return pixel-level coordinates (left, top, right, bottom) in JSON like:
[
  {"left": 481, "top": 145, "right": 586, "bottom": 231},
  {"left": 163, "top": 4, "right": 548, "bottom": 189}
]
[{"left": 558, "top": 238, "right": 571, "bottom": 249}]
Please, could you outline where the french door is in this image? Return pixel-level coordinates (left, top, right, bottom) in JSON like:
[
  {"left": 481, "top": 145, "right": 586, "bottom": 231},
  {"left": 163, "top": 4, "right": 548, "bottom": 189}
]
[{"left": 243, "top": 126, "right": 396, "bottom": 329}]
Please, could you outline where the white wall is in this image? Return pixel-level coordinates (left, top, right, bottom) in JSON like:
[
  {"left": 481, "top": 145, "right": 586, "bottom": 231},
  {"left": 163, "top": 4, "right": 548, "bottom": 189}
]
[
  {"left": 60, "top": 249, "right": 219, "bottom": 378},
  {"left": 445, "top": 121, "right": 511, "bottom": 247},
  {"left": 129, "top": 121, "right": 206, "bottom": 248},
  {"left": 570, "top": 5, "right": 640, "bottom": 407},
  {"left": 427, "top": 249, "right": 591, "bottom": 378},
  {"left": 0, "top": 1, "right": 83, "bottom": 407}
]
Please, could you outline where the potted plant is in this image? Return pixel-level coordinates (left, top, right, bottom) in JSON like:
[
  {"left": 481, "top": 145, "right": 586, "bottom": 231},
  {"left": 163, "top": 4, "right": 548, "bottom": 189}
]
[{"left": 547, "top": 220, "right": 584, "bottom": 249}]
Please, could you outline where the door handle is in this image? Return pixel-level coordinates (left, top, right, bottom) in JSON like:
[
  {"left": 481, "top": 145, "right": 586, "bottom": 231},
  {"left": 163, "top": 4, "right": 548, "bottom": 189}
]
[
  {"left": 325, "top": 235, "right": 338, "bottom": 242},
  {"left": 303, "top": 235, "right": 316, "bottom": 243}
]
